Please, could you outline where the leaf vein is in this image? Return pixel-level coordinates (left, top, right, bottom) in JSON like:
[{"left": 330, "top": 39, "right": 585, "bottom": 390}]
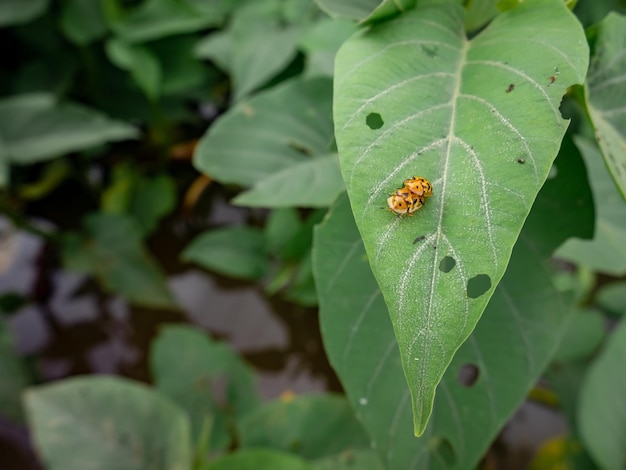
[
  {"left": 460, "top": 93, "right": 539, "bottom": 182},
  {"left": 466, "top": 60, "right": 561, "bottom": 122},
  {"left": 340, "top": 72, "right": 455, "bottom": 134}
]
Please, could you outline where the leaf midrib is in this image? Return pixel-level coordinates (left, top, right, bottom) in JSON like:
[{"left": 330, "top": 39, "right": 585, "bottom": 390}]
[{"left": 413, "top": 35, "right": 470, "bottom": 433}]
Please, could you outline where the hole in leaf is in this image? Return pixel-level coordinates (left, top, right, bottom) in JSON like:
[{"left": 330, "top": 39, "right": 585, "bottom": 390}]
[
  {"left": 548, "top": 164, "right": 558, "bottom": 179},
  {"left": 366, "top": 112, "right": 383, "bottom": 129},
  {"left": 429, "top": 436, "right": 456, "bottom": 466},
  {"left": 457, "top": 363, "right": 479, "bottom": 387},
  {"left": 439, "top": 256, "right": 456, "bottom": 273},
  {"left": 467, "top": 274, "right": 491, "bottom": 298}
]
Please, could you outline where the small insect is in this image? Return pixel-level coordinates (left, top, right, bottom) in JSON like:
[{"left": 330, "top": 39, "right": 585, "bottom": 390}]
[
  {"left": 517, "top": 158, "right": 526, "bottom": 164},
  {"left": 403, "top": 176, "right": 433, "bottom": 198},
  {"left": 387, "top": 188, "right": 416, "bottom": 215},
  {"left": 387, "top": 176, "right": 432, "bottom": 216},
  {"left": 550, "top": 66, "right": 560, "bottom": 83},
  {"left": 506, "top": 84, "right": 515, "bottom": 93}
]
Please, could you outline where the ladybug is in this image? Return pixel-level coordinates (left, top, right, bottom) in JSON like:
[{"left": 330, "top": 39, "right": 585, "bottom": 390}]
[
  {"left": 387, "top": 188, "right": 413, "bottom": 215},
  {"left": 386, "top": 176, "right": 432, "bottom": 217},
  {"left": 403, "top": 176, "right": 433, "bottom": 198}
]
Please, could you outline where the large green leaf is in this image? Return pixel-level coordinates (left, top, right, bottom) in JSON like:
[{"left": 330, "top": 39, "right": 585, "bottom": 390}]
[
  {"left": 151, "top": 325, "right": 260, "bottom": 453},
  {"left": 194, "top": 78, "right": 334, "bottom": 187},
  {"left": 313, "top": 138, "right": 593, "bottom": 467},
  {"left": 333, "top": 0, "right": 588, "bottom": 435},
  {"left": 24, "top": 376, "right": 191, "bottom": 470},
  {"left": 584, "top": 12, "right": 626, "bottom": 200},
  {"left": 238, "top": 394, "right": 370, "bottom": 459},
  {"left": 578, "top": 319, "right": 626, "bottom": 470},
  {"left": 61, "top": 213, "right": 178, "bottom": 309},
  {"left": 556, "top": 137, "right": 626, "bottom": 275},
  {"left": 0, "top": 94, "right": 138, "bottom": 166}
]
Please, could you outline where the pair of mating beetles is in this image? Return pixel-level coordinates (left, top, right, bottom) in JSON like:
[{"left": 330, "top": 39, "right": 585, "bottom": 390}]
[{"left": 387, "top": 176, "right": 433, "bottom": 216}]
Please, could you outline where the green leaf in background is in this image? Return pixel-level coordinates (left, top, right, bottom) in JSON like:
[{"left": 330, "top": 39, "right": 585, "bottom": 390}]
[
  {"left": 61, "top": 213, "right": 178, "bottom": 309},
  {"left": 281, "top": 209, "right": 327, "bottom": 261},
  {"left": 584, "top": 12, "right": 626, "bottom": 200},
  {"left": 104, "top": 0, "right": 223, "bottom": 44},
  {"left": 578, "top": 318, "right": 626, "bottom": 470},
  {"left": 194, "top": 78, "right": 334, "bottom": 186},
  {"left": 557, "top": 137, "right": 626, "bottom": 275},
  {"left": 333, "top": 0, "right": 588, "bottom": 435},
  {"left": 152, "top": 36, "right": 211, "bottom": 96},
  {"left": 60, "top": 0, "right": 108, "bottom": 45},
  {"left": 233, "top": 154, "right": 344, "bottom": 208},
  {"left": 573, "top": 0, "right": 626, "bottom": 28},
  {"left": 464, "top": 0, "right": 499, "bottom": 31},
  {"left": 552, "top": 308, "right": 606, "bottom": 363},
  {"left": 0, "top": 0, "right": 49, "bottom": 27},
  {"left": 182, "top": 226, "right": 269, "bottom": 280},
  {"left": 24, "top": 376, "right": 191, "bottom": 470},
  {"left": 0, "top": 322, "right": 32, "bottom": 423},
  {"left": 195, "top": 0, "right": 305, "bottom": 101},
  {"left": 313, "top": 0, "right": 416, "bottom": 23},
  {"left": 313, "top": 449, "right": 384, "bottom": 470},
  {"left": 283, "top": 250, "right": 318, "bottom": 307},
  {"left": 528, "top": 435, "right": 599, "bottom": 470},
  {"left": 229, "top": 8, "right": 301, "bottom": 101},
  {"left": 361, "top": 0, "right": 417, "bottom": 25},
  {"left": 299, "top": 18, "right": 357, "bottom": 78},
  {"left": 313, "top": 137, "right": 593, "bottom": 467},
  {"left": 238, "top": 394, "right": 370, "bottom": 459},
  {"left": 0, "top": 142, "right": 9, "bottom": 187},
  {"left": 106, "top": 39, "right": 162, "bottom": 101},
  {"left": 203, "top": 449, "right": 314, "bottom": 470},
  {"left": 102, "top": 163, "right": 177, "bottom": 236},
  {"left": 151, "top": 325, "right": 260, "bottom": 453},
  {"left": 546, "top": 359, "right": 591, "bottom": 432},
  {"left": 596, "top": 281, "right": 626, "bottom": 316},
  {"left": 194, "top": 31, "right": 232, "bottom": 71},
  {"left": 264, "top": 208, "right": 302, "bottom": 256},
  {"left": 0, "top": 93, "right": 138, "bottom": 166}
]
